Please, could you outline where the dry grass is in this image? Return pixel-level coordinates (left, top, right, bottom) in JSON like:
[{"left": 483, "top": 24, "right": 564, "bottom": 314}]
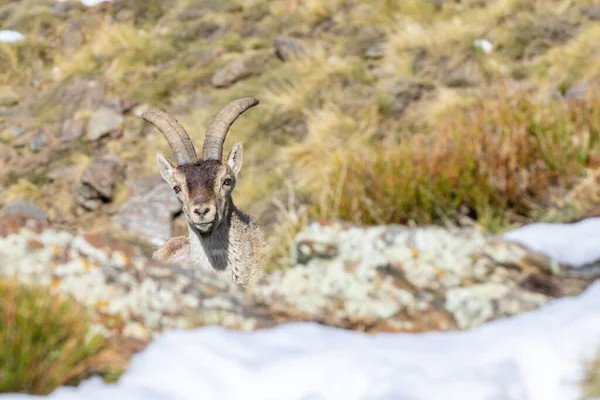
[
  {"left": 584, "top": 351, "right": 600, "bottom": 398},
  {"left": 312, "top": 91, "right": 600, "bottom": 231},
  {"left": 0, "top": 281, "right": 125, "bottom": 394},
  {"left": 266, "top": 180, "right": 309, "bottom": 270},
  {"left": 3, "top": 0, "right": 600, "bottom": 255}
]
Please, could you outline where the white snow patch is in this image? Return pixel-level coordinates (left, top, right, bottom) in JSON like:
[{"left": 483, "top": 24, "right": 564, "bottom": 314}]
[
  {"left": 474, "top": 39, "right": 493, "bottom": 53},
  {"left": 503, "top": 217, "right": 600, "bottom": 267},
  {"left": 0, "top": 219, "right": 599, "bottom": 400},
  {"left": 55, "top": 0, "right": 111, "bottom": 6},
  {"left": 0, "top": 31, "right": 25, "bottom": 43},
  {"left": 1, "top": 282, "right": 600, "bottom": 400},
  {"left": 80, "top": 0, "right": 111, "bottom": 6}
]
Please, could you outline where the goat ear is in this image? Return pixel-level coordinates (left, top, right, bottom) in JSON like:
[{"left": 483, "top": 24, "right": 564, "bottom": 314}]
[
  {"left": 227, "top": 142, "right": 243, "bottom": 177},
  {"left": 156, "top": 152, "right": 175, "bottom": 185}
]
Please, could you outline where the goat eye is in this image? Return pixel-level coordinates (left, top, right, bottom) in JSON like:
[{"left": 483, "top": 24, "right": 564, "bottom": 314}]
[
  {"left": 223, "top": 178, "right": 232, "bottom": 186},
  {"left": 173, "top": 186, "right": 181, "bottom": 193}
]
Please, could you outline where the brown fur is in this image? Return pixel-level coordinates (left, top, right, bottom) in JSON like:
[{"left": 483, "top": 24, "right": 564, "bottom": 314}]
[{"left": 152, "top": 236, "right": 189, "bottom": 265}]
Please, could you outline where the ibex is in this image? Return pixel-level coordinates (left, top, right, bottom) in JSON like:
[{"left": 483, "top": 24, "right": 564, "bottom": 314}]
[{"left": 142, "top": 98, "right": 267, "bottom": 286}]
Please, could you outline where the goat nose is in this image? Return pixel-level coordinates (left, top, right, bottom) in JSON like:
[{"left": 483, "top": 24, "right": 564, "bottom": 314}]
[{"left": 194, "top": 206, "right": 211, "bottom": 217}]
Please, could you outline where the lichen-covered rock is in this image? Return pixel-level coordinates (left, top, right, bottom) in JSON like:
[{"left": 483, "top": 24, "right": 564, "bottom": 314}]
[
  {"left": 0, "top": 217, "right": 594, "bottom": 350},
  {"left": 0, "top": 215, "right": 272, "bottom": 346},
  {"left": 253, "top": 220, "right": 593, "bottom": 332}
]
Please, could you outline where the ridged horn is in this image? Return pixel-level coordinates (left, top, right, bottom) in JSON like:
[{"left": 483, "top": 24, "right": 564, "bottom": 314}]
[
  {"left": 202, "top": 97, "right": 259, "bottom": 161},
  {"left": 142, "top": 108, "right": 198, "bottom": 165}
]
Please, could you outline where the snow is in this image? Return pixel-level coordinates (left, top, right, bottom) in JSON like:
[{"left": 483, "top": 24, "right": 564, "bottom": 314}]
[
  {"left": 473, "top": 39, "right": 493, "bottom": 54},
  {"left": 55, "top": 0, "right": 111, "bottom": 6},
  {"left": 1, "top": 219, "right": 600, "bottom": 400},
  {"left": 0, "top": 30, "right": 25, "bottom": 43},
  {"left": 80, "top": 0, "right": 111, "bottom": 6},
  {"left": 503, "top": 217, "right": 600, "bottom": 267}
]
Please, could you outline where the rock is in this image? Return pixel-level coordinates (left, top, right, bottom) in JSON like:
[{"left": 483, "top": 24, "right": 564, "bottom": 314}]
[
  {"left": 261, "top": 110, "right": 307, "bottom": 142},
  {"left": 0, "top": 215, "right": 269, "bottom": 350},
  {"left": 1, "top": 201, "right": 48, "bottom": 221},
  {"left": 76, "top": 157, "right": 124, "bottom": 209},
  {"left": 195, "top": 46, "right": 226, "bottom": 68},
  {"left": 211, "top": 59, "right": 251, "bottom": 88},
  {"left": 388, "top": 79, "right": 435, "bottom": 117},
  {"left": 0, "top": 88, "right": 18, "bottom": 107},
  {"left": 105, "top": 98, "right": 138, "bottom": 114},
  {"left": 59, "top": 119, "right": 85, "bottom": 142},
  {"left": 112, "top": 175, "right": 182, "bottom": 246},
  {"left": 565, "top": 80, "right": 599, "bottom": 102},
  {"left": 0, "top": 215, "right": 594, "bottom": 356},
  {"left": 253, "top": 220, "right": 593, "bottom": 332},
  {"left": 76, "top": 185, "right": 103, "bottom": 211},
  {"left": 365, "top": 42, "right": 385, "bottom": 60},
  {"left": 132, "top": 104, "right": 150, "bottom": 118},
  {"left": 87, "top": 107, "right": 124, "bottom": 140},
  {"left": 48, "top": 165, "right": 79, "bottom": 183},
  {"left": 56, "top": 79, "right": 106, "bottom": 120},
  {"left": 273, "top": 36, "right": 307, "bottom": 61},
  {"left": 6, "top": 126, "right": 25, "bottom": 138},
  {"left": 351, "top": 26, "right": 386, "bottom": 59},
  {"left": 171, "top": 20, "right": 221, "bottom": 42},
  {"left": 511, "top": 17, "right": 577, "bottom": 60},
  {"left": 60, "top": 21, "right": 84, "bottom": 54},
  {"left": 29, "top": 132, "right": 49, "bottom": 153},
  {"left": 412, "top": 47, "right": 483, "bottom": 87},
  {"left": 582, "top": 4, "right": 600, "bottom": 20}
]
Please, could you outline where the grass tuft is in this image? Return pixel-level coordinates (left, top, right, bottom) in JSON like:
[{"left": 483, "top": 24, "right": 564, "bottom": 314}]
[
  {"left": 0, "top": 281, "right": 125, "bottom": 394},
  {"left": 584, "top": 352, "right": 600, "bottom": 398},
  {"left": 312, "top": 91, "right": 600, "bottom": 231}
]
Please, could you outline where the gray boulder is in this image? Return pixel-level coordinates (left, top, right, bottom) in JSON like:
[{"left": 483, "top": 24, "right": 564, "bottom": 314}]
[
  {"left": 273, "top": 36, "right": 307, "bottom": 61},
  {"left": 1, "top": 201, "right": 48, "bottom": 221},
  {"left": 112, "top": 175, "right": 182, "bottom": 246},
  {"left": 76, "top": 157, "right": 124, "bottom": 210},
  {"left": 87, "top": 106, "right": 124, "bottom": 140},
  {"left": 211, "top": 59, "right": 251, "bottom": 88}
]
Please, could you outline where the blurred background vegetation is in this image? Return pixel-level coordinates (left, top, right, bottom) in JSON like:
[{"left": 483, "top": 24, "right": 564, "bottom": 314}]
[{"left": 1, "top": 0, "right": 600, "bottom": 395}]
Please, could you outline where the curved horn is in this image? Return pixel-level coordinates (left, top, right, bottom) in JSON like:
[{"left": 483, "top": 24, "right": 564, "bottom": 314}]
[
  {"left": 202, "top": 97, "right": 259, "bottom": 161},
  {"left": 142, "top": 108, "right": 198, "bottom": 165}
]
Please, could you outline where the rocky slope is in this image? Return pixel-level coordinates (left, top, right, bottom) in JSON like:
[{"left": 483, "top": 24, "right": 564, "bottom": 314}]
[{"left": 1, "top": 0, "right": 600, "bottom": 267}]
